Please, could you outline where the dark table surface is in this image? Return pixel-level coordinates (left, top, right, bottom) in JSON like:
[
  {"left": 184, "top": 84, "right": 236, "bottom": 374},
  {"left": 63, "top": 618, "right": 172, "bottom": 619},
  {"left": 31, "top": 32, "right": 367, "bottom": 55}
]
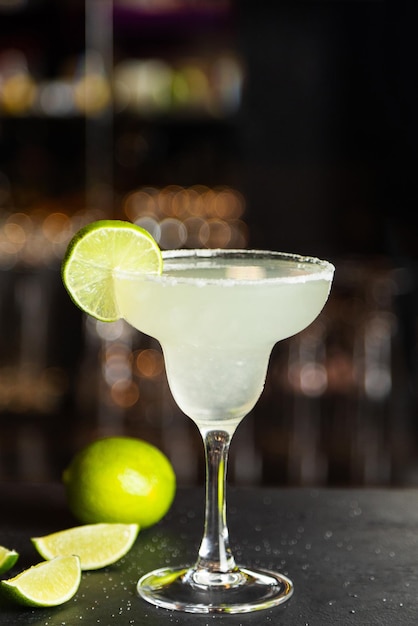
[{"left": 0, "top": 483, "right": 417, "bottom": 625}]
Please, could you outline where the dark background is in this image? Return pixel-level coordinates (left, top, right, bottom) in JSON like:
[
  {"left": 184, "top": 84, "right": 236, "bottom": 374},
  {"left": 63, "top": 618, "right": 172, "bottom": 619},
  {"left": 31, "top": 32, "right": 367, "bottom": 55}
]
[{"left": 0, "top": 0, "right": 417, "bottom": 486}]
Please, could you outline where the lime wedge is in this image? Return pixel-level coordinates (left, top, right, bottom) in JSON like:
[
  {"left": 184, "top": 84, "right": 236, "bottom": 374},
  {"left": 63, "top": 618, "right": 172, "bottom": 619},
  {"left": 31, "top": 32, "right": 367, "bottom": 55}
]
[
  {"left": 32, "top": 523, "right": 139, "bottom": 570},
  {"left": 1, "top": 556, "right": 81, "bottom": 607},
  {"left": 0, "top": 546, "right": 19, "bottom": 575},
  {"left": 61, "top": 220, "right": 163, "bottom": 322}
]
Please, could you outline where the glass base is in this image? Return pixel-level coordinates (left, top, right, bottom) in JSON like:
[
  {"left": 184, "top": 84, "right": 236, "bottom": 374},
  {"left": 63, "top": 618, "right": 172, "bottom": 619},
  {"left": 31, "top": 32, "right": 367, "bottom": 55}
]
[{"left": 137, "top": 565, "right": 294, "bottom": 614}]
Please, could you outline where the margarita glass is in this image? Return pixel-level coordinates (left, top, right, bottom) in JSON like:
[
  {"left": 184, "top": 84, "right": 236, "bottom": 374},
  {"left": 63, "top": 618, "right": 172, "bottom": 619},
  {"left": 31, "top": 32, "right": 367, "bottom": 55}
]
[{"left": 114, "top": 249, "right": 334, "bottom": 614}]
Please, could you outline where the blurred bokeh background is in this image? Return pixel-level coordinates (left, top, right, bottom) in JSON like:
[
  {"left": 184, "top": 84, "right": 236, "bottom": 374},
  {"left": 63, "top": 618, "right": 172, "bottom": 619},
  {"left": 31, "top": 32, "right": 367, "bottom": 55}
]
[{"left": 0, "top": 0, "right": 416, "bottom": 487}]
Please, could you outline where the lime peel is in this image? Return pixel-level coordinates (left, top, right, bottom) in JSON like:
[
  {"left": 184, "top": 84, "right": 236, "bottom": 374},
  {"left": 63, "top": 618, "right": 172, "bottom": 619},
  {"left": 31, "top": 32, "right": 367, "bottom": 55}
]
[
  {"left": 62, "top": 437, "right": 176, "bottom": 529},
  {"left": 32, "top": 523, "right": 140, "bottom": 570},
  {"left": 61, "top": 220, "right": 163, "bottom": 322},
  {"left": 1, "top": 555, "right": 81, "bottom": 607}
]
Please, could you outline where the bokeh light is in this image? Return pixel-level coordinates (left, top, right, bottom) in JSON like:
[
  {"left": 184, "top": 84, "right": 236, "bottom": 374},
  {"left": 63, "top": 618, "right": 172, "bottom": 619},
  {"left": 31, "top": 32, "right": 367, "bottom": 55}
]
[
  {"left": 134, "top": 349, "right": 164, "bottom": 379},
  {"left": 110, "top": 379, "right": 140, "bottom": 409},
  {"left": 122, "top": 184, "right": 248, "bottom": 249}
]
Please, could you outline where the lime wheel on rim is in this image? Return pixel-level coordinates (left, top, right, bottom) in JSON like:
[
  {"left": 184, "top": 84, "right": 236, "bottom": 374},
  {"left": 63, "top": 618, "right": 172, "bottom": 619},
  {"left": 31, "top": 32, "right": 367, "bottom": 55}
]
[{"left": 61, "top": 220, "right": 163, "bottom": 322}]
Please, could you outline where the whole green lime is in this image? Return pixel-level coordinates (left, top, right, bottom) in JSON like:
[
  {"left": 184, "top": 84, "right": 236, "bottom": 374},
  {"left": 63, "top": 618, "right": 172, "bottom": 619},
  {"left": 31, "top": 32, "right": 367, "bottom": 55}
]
[{"left": 62, "top": 437, "right": 176, "bottom": 529}]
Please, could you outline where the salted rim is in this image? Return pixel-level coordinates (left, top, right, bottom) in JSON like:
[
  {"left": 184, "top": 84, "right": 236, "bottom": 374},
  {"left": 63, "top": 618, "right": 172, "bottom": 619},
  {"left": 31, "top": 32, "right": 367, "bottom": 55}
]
[{"left": 114, "top": 249, "right": 335, "bottom": 286}]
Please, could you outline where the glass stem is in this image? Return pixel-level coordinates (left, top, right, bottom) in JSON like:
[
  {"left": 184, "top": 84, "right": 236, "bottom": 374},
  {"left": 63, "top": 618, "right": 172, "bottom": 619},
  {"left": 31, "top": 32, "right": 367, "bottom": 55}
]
[{"left": 195, "top": 429, "right": 237, "bottom": 574}]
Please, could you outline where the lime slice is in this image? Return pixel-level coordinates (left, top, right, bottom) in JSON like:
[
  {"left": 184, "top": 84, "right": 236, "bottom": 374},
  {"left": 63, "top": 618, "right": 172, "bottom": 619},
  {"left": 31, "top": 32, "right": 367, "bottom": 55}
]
[
  {"left": 61, "top": 220, "right": 163, "bottom": 322},
  {"left": 0, "top": 546, "right": 19, "bottom": 575},
  {"left": 32, "top": 523, "right": 139, "bottom": 570},
  {"left": 1, "top": 555, "right": 81, "bottom": 607}
]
